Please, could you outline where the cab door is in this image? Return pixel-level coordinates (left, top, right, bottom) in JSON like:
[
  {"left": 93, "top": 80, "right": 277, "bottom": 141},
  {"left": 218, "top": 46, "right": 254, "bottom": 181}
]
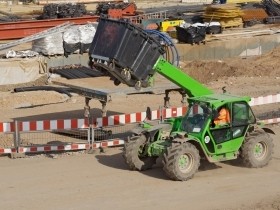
[
  {"left": 209, "top": 102, "right": 256, "bottom": 152},
  {"left": 231, "top": 101, "right": 256, "bottom": 139},
  {"left": 210, "top": 104, "right": 232, "bottom": 144}
]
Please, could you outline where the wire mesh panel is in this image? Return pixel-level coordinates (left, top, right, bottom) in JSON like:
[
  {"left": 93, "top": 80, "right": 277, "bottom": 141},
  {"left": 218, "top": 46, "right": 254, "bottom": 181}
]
[
  {"left": 92, "top": 123, "right": 138, "bottom": 141},
  {"left": 14, "top": 121, "right": 140, "bottom": 151},
  {"left": 0, "top": 132, "right": 15, "bottom": 149},
  {"left": 18, "top": 128, "right": 90, "bottom": 147}
]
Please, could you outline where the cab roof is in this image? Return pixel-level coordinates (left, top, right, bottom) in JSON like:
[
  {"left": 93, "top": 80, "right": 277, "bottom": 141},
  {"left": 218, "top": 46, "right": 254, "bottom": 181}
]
[{"left": 188, "top": 93, "right": 251, "bottom": 108}]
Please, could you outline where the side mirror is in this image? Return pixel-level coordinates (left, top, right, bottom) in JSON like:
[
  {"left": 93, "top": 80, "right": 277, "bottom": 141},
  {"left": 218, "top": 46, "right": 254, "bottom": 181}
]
[{"left": 146, "top": 107, "right": 152, "bottom": 120}]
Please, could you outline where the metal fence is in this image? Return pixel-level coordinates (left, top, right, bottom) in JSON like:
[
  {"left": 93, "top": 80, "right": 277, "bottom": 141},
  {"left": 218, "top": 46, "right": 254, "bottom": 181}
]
[
  {"left": 0, "top": 119, "right": 143, "bottom": 155},
  {"left": 0, "top": 94, "right": 279, "bottom": 156}
]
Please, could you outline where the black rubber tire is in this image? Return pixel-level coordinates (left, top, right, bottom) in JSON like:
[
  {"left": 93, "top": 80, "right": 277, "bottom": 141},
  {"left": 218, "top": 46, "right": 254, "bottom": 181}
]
[
  {"left": 163, "top": 142, "right": 200, "bottom": 181},
  {"left": 114, "top": 79, "right": 121, "bottom": 86},
  {"left": 123, "top": 135, "right": 156, "bottom": 171},
  {"left": 241, "top": 131, "right": 274, "bottom": 168}
]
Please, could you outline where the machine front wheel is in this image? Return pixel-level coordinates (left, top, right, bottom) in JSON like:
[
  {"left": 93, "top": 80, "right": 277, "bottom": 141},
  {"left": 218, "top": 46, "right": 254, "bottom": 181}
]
[
  {"left": 123, "top": 135, "right": 156, "bottom": 171},
  {"left": 163, "top": 142, "right": 200, "bottom": 181}
]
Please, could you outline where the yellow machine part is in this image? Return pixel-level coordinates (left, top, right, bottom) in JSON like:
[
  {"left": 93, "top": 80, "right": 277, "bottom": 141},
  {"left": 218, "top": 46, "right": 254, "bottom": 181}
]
[{"left": 160, "top": 20, "right": 185, "bottom": 32}]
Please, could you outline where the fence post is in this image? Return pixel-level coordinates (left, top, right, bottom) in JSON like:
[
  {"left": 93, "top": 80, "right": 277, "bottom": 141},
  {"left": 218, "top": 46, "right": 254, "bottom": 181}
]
[
  {"left": 87, "top": 117, "right": 97, "bottom": 154},
  {"left": 91, "top": 125, "right": 95, "bottom": 148},
  {"left": 13, "top": 120, "right": 19, "bottom": 153},
  {"left": 11, "top": 120, "right": 25, "bottom": 158},
  {"left": 159, "top": 106, "right": 163, "bottom": 122}
]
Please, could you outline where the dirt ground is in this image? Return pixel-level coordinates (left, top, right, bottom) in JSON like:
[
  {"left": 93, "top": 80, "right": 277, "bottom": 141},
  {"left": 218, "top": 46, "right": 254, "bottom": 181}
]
[
  {"left": 0, "top": 2, "right": 280, "bottom": 210},
  {"left": 0, "top": 46, "right": 279, "bottom": 210}
]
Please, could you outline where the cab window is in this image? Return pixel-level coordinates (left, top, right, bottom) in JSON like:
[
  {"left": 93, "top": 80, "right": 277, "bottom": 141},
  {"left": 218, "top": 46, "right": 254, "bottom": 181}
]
[{"left": 232, "top": 102, "right": 256, "bottom": 126}]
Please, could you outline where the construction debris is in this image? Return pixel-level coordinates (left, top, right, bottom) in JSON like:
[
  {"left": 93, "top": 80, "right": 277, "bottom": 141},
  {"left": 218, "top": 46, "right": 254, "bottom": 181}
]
[
  {"left": 32, "top": 33, "right": 64, "bottom": 56},
  {"left": 63, "top": 23, "right": 98, "bottom": 56},
  {"left": 262, "top": 0, "right": 280, "bottom": 23},
  {"left": 262, "top": 0, "right": 280, "bottom": 16},
  {"left": 37, "top": 3, "right": 87, "bottom": 20},
  {"left": 5, "top": 50, "right": 39, "bottom": 58},
  {"left": 95, "top": 2, "right": 137, "bottom": 18},
  {"left": 266, "top": 16, "right": 280, "bottom": 23},
  {"left": 176, "top": 23, "right": 207, "bottom": 44},
  {"left": 241, "top": 8, "right": 268, "bottom": 27}
]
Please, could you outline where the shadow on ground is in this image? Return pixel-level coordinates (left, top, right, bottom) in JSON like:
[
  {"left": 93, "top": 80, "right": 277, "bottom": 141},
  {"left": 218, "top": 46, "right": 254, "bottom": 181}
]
[{"left": 95, "top": 150, "right": 224, "bottom": 181}]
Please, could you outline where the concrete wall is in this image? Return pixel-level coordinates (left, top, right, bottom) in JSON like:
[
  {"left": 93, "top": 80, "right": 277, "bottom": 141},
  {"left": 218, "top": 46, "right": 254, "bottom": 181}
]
[
  {"left": 45, "top": 53, "right": 91, "bottom": 68},
  {"left": 176, "top": 34, "right": 280, "bottom": 61}
]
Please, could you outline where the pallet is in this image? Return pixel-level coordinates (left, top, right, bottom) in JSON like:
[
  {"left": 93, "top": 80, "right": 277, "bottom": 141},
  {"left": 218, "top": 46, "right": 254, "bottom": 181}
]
[{"left": 221, "top": 24, "right": 243, "bottom": 30}]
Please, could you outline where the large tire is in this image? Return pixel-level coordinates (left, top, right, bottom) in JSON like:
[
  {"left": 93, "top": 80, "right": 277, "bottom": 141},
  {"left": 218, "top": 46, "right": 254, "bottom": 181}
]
[
  {"left": 241, "top": 131, "right": 274, "bottom": 168},
  {"left": 123, "top": 135, "right": 157, "bottom": 171},
  {"left": 163, "top": 142, "right": 200, "bottom": 181}
]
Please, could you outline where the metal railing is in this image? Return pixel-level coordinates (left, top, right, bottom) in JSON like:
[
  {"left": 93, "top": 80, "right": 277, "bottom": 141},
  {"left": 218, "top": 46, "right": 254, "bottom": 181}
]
[
  {"left": 0, "top": 119, "right": 139, "bottom": 156},
  {"left": 0, "top": 94, "right": 279, "bottom": 157}
]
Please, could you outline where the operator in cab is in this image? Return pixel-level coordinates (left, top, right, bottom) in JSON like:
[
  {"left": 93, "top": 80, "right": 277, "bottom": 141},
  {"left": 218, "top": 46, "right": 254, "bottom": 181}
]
[{"left": 214, "top": 106, "right": 230, "bottom": 126}]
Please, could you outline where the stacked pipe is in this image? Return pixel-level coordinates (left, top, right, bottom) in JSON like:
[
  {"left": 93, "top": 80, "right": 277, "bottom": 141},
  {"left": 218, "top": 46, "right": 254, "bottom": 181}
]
[
  {"left": 49, "top": 65, "right": 104, "bottom": 79},
  {"left": 95, "top": 2, "right": 131, "bottom": 15},
  {"left": 58, "top": 3, "right": 87, "bottom": 18},
  {"left": 262, "top": 0, "right": 280, "bottom": 23},
  {"left": 38, "top": 3, "right": 87, "bottom": 20}
]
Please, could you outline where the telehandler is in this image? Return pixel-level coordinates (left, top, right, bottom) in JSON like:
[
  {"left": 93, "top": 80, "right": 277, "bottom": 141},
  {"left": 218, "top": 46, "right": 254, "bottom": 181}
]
[
  {"left": 90, "top": 17, "right": 275, "bottom": 181},
  {"left": 123, "top": 58, "right": 275, "bottom": 181}
]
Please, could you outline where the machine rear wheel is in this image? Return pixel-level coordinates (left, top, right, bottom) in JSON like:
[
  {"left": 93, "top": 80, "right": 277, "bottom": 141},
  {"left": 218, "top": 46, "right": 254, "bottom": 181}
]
[
  {"left": 241, "top": 131, "right": 274, "bottom": 168},
  {"left": 163, "top": 142, "right": 200, "bottom": 181},
  {"left": 123, "top": 135, "right": 156, "bottom": 171}
]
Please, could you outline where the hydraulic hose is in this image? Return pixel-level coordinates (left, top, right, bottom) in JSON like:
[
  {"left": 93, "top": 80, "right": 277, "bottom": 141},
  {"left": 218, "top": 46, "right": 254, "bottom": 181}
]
[{"left": 145, "top": 30, "right": 180, "bottom": 67}]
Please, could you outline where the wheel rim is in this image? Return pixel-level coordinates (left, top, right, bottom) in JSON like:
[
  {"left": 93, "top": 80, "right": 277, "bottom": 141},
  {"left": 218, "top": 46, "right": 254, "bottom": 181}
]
[
  {"left": 254, "top": 142, "right": 267, "bottom": 160},
  {"left": 178, "top": 153, "right": 194, "bottom": 173}
]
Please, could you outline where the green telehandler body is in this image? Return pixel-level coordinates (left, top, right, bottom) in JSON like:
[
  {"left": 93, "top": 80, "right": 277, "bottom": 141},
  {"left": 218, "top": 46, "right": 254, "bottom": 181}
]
[
  {"left": 123, "top": 58, "right": 275, "bottom": 181},
  {"left": 89, "top": 17, "right": 275, "bottom": 181}
]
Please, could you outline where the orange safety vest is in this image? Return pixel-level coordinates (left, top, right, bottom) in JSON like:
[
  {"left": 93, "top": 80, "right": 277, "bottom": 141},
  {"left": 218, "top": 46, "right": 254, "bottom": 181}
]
[{"left": 214, "top": 108, "right": 230, "bottom": 125}]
